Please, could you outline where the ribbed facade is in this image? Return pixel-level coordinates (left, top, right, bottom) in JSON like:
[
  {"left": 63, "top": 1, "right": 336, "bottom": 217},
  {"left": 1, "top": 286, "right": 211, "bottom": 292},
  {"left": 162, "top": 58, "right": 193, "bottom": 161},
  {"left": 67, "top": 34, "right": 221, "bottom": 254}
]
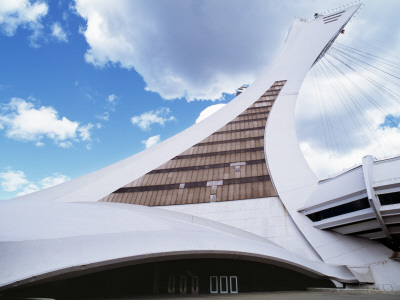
[{"left": 101, "top": 80, "right": 286, "bottom": 206}]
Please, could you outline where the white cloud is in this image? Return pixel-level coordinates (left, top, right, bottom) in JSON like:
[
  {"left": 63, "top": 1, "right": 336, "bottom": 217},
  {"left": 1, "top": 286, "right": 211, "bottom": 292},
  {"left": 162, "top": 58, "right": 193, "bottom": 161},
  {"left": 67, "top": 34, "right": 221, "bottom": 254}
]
[
  {"left": 301, "top": 121, "right": 400, "bottom": 178},
  {"left": 0, "top": 98, "right": 77, "bottom": 142},
  {"left": 131, "top": 107, "right": 175, "bottom": 130},
  {"left": 51, "top": 22, "right": 68, "bottom": 42},
  {"left": 17, "top": 183, "right": 39, "bottom": 196},
  {"left": 96, "top": 111, "right": 109, "bottom": 121},
  {"left": 58, "top": 141, "right": 73, "bottom": 148},
  {"left": 142, "top": 135, "right": 161, "bottom": 149},
  {"left": 39, "top": 173, "right": 70, "bottom": 189},
  {"left": 78, "top": 123, "right": 93, "bottom": 141},
  {"left": 0, "top": 0, "right": 48, "bottom": 46},
  {"left": 196, "top": 103, "right": 226, "bottom": 124},
  {"left": 105, "top": 94, "right": 118, "bottom": 111},
  {"left": 73, "top": 0, "right": 296, "bottom": 101},
  {"left": 107, "top": 94, "right": 117, "bottom": 103},
  {"left": 73, "top": 0, "right": 400, "bottom": 102},
  {"left": 78, "top": 123, "right": 95, "bottom": 150},
  {"left": 0, "top": 168, "right": 70, "bottom": 198},
  {"left": 297, "top": 74, "right": 400, "bottom": 178},
  {"left": 0, "top": 170, "right": 29, "bottom": 192},
  {"left": 0, "top": 98, "right": 94, "bottom": 147}
]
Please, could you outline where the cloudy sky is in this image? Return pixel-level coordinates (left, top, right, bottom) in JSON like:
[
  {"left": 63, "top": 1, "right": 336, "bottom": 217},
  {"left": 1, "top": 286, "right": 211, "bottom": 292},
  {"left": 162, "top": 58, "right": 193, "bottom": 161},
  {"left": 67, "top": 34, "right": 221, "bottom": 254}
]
[{"left": 1, "top": 0, "right": 399, "bottom": 199}]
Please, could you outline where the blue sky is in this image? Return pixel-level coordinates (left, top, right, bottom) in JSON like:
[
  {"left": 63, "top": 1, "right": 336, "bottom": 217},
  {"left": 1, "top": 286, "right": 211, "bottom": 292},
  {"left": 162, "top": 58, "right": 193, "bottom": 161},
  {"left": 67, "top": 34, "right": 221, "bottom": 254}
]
[{"left": 1, "top": 0, "right": 400, "bottom": 199}]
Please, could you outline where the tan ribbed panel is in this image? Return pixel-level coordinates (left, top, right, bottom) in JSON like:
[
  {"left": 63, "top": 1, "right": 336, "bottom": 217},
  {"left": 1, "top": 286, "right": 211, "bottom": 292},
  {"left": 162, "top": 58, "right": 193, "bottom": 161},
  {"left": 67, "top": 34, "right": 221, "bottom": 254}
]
[{"left": 101, "top": 80, "right": 286, "bottom": 206}]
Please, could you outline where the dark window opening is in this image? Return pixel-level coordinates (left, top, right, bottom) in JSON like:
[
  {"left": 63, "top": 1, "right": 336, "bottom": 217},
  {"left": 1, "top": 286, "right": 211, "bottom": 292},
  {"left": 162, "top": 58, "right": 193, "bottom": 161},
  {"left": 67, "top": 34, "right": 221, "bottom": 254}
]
[
  {"left": 306, "top": 197, "right": 370, "bottom": 222},
  {"left": 379, "top": 191, "right": 400, "bottom": 206}
]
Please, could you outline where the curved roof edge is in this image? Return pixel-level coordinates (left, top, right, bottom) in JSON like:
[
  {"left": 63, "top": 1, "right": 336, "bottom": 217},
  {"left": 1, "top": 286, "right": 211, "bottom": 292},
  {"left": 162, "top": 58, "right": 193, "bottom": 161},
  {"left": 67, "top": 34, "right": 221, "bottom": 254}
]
[
  {"left": 0, "top": 251, "right": 358, "bottom": 292},
  {"left": 0, "top": 201, "right": 357, "bottom": 290}
]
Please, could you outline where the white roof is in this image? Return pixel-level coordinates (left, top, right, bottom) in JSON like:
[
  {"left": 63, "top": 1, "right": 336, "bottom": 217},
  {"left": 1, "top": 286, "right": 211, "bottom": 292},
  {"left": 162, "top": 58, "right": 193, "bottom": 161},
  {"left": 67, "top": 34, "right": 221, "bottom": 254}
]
[
  {"left": 302, "top": 155, "right": 400, "bottom": 212},
  {"left": 0, "top": 199, "right": 357, "bottom": 289}
]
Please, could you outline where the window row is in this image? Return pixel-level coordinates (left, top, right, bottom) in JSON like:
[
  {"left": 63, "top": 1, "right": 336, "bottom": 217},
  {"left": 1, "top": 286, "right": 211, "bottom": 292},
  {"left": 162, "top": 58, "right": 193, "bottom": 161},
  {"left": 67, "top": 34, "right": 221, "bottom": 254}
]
[
  {"left": 124, "top": 164, "right": 269, "bottom": 187},
  {"left": 104, "top": 180, "right": 276, "bottom": 206}
]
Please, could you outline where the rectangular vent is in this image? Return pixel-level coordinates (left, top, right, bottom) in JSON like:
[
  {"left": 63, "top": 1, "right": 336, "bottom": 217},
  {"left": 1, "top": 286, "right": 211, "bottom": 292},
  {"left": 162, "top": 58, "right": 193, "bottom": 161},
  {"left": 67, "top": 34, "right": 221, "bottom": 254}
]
[
  {"left": 230, "top": 162, "right": 246, "bottom": 167},
  {"left": 206, "top": 180, "right": 223, "bottom": 187}
]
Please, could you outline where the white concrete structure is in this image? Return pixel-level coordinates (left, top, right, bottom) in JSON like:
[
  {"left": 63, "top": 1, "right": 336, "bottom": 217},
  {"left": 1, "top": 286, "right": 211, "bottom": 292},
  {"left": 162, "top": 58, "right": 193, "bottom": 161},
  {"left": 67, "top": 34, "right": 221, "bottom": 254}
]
[{"left": 1, "top": 4, "right": 399, "bottom": 296}]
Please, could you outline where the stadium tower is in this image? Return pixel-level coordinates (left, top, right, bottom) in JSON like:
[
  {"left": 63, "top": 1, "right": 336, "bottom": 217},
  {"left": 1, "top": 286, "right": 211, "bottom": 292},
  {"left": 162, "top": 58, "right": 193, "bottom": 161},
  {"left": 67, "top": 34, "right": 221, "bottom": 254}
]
[{"left": 1, "top": 3, "right": 400, "bottom": 297}]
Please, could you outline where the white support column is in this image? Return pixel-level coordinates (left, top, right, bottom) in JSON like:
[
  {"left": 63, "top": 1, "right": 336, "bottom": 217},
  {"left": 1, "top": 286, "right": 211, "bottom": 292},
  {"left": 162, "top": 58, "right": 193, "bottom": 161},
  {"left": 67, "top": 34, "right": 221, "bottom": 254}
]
[{"left": 362, "top": 155, "right": 392, "bottom": 239}]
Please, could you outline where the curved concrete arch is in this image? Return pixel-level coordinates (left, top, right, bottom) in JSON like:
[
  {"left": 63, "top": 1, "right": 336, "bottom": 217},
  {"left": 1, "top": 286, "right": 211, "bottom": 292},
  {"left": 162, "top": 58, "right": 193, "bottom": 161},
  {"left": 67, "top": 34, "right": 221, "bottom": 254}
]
[
  {"left": 2, "top": 251, "right": 345, "bottom": 290},
  {"left": 0, "top": 200, "right": 356, "bottom": 290},
  {"left": 263, "top": 5, "right": 400, "bottom": 290}
]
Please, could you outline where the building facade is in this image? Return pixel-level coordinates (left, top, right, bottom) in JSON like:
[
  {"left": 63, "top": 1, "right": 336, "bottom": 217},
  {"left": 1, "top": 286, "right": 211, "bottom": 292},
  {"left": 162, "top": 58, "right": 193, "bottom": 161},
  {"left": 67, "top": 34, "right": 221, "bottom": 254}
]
[{"left": 1, "top": 4, "right": 400, "bottom": 297}]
